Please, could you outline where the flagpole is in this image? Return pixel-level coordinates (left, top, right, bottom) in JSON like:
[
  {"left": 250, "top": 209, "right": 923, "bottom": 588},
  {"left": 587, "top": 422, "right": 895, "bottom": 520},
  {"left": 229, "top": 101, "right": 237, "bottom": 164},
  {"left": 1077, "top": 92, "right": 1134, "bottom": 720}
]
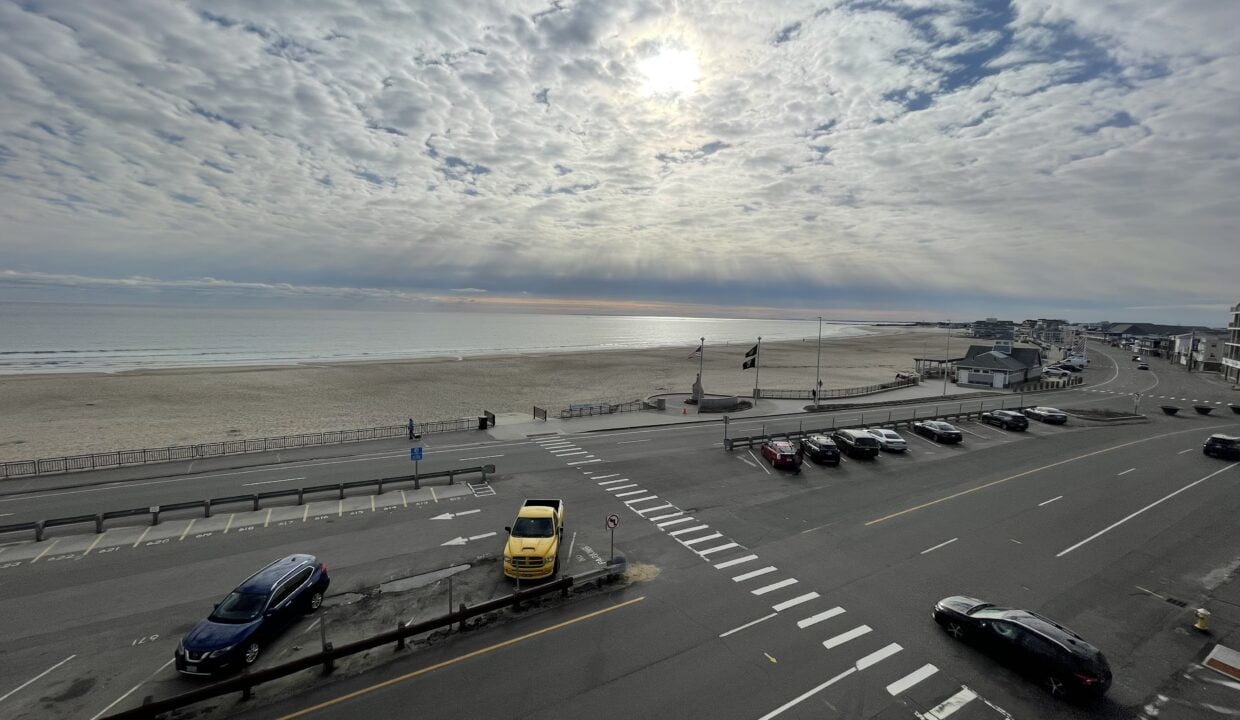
[
  {"left": 754, "top": 336, "right": 761, "bottom": 395},
  {"left": 699, "top": 336, "right": 705, "bottom": 386},
  {"left": 814, "top": 317, "right": 822, "bottom": 408}
]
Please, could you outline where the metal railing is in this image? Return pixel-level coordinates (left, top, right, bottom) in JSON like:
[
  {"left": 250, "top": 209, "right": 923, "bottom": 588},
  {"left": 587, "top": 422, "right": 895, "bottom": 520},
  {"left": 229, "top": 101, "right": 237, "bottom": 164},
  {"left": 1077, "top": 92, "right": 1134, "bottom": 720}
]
[
  {"left": 758, "top": 377, "right": 918, "bottom": 400},
  {"left": 1, "top": 417, "right": 481, "bottom": 480},
  {"left": 0, "top": 465, "right": 496, "bottom": 542},
  {"left": 558, "top": 399, "right": 647, "bottom": 419}
]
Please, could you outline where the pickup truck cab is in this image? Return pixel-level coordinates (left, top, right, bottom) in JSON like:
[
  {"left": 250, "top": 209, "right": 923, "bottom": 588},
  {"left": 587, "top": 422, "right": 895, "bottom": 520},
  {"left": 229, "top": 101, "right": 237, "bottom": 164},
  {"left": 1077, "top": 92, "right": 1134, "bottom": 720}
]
[{"left": 504, "top": 499, "right": 564, "bottom": 580}]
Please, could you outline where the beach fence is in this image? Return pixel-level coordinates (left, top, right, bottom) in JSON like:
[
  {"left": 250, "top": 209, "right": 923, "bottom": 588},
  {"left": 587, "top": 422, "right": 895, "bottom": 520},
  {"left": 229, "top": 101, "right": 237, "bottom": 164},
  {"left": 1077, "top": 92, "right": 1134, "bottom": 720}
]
[
  {"left": 558, "top": 399, "right": 651, "bottom": 419},
  {"left": 757, "top": 377, "right": 918, "bottom": 400},
  {"left": 0, "top": 416, "right": 485, "bottom": 480}
]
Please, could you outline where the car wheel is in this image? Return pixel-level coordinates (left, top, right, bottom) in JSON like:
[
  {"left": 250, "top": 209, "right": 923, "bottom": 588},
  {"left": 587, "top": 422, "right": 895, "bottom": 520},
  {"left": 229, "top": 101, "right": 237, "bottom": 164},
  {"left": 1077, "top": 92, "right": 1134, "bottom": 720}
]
[
  {"left": 1044, "top": 674, "right": 1068, "bottom": 699},
  {"left": 307, "top": 590, "right": 324, "bottom": 613},
  {"left": 944, "top": 621, "right": 966, "bottom": 640},
  {"left": 243, "top": 642, "right": 261, "bottom": 665}
]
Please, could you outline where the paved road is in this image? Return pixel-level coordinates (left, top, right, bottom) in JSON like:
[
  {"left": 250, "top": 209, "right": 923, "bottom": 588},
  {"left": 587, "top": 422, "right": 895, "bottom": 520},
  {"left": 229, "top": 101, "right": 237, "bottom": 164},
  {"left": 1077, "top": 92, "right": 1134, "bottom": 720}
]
[{"left": 1, "top": 341, "right": 1237, "bottom": 719}]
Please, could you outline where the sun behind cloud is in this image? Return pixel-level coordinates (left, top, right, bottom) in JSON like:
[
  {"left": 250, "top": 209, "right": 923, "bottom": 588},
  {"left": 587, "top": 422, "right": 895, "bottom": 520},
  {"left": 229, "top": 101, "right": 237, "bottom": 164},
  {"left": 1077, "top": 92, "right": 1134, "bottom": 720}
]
[{"left": 638, "top": 46, "right": 700, "bottom": 96}]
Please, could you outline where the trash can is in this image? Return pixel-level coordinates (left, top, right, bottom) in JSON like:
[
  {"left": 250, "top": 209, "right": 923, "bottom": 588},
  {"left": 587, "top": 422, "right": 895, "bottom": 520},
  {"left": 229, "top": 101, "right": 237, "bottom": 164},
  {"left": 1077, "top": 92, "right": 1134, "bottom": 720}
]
[{"left": 478, "top": 416, "right": 488, "bottom": 430}]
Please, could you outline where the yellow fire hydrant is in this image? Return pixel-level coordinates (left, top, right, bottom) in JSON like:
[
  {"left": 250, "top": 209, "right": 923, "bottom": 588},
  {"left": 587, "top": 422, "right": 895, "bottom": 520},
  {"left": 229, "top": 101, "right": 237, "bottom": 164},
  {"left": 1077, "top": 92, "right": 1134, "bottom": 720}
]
[{"left": 1194, "top": 608, "right": 1211, "bottom": 631}]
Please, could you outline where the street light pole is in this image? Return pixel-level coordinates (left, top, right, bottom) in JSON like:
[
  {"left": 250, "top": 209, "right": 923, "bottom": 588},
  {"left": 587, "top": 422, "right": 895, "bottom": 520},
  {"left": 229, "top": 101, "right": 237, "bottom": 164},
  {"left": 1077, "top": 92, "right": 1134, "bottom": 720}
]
[
  {"left": 942, "top": 320, "right": 951, "bottom": 397},
  {"left": 699, "top": 336, "right": 705, "bottom": 385},
  {"left": 814, "top": 317, "right": 823, "bottom": 408}
]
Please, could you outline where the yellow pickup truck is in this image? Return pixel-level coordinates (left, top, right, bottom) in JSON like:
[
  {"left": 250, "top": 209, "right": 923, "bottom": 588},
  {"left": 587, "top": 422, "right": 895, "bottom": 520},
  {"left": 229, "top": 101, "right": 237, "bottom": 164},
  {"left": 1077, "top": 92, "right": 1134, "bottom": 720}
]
[{"left": 503, "top": 499, "right": 564, "bottom": 580}]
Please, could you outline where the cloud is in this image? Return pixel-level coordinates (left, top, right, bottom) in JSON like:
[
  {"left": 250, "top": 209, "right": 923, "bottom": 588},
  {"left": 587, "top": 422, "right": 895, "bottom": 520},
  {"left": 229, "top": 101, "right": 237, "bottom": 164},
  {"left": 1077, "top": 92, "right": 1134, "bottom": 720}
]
[{"left": 0, "top": 0, "right": 1235, "bottom": 326}]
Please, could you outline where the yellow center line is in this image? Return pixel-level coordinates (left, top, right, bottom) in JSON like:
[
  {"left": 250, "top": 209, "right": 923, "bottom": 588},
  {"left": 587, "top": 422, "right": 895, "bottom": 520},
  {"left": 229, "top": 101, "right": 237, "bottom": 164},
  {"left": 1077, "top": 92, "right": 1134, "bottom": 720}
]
[
  {"left": 302, "top": 505, "right": 310, "bottom": 522},
  {"left": 179, "top": 520, "right": 196, "bottom": 541},
  {"left": 264, "top": 509, "right": 273, "bottom": 528},
  {"left": 222, "top": 513, "right": 235, "bottom": 533},
  {"left": 866, "top": 425, "right": 1229, "bottom": 526},
  {"left": 31, "top": 539, "right": 59, "bottom": 563},
  {"left": 131, "top": 526, "right": 152, "bottom": 547},
  {"left": 276, "top": 596, "right": 646, "bottom": 720},
  {"left": 401, "top": 490, "right": 408, "bottom": 508},
  {"left": 431, "top": 487, "right": 438, "bottom": 503},
  {"left": 80, "top": 533, "right": 106, "bottom": 558}
]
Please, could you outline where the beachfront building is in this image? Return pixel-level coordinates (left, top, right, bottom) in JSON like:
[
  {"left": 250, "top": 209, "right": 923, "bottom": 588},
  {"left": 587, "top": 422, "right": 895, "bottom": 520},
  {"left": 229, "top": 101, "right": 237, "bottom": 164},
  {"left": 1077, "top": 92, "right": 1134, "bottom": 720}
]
[
  {"left": 1225, "top": 301, "right": 1240, "bottom": 386},
  {"left": 1171, "top": 332, "right": 1226, "bottom": 372},
  {"left": 1031, "top": 319, "right": 1068, "bottom": 345},
  {"left": 970, "top": 318, "right": 1015, "bottom": 339},
  {"left": 955, "top": 340, "right": 1043, "bottom": 389}
]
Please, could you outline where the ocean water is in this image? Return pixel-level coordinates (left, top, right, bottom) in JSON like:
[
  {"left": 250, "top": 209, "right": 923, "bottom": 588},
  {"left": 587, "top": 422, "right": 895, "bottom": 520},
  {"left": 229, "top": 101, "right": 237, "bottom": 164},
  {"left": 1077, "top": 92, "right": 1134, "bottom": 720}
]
[{"left": 0, "top": 302, "right": 878, "bottom": 374}]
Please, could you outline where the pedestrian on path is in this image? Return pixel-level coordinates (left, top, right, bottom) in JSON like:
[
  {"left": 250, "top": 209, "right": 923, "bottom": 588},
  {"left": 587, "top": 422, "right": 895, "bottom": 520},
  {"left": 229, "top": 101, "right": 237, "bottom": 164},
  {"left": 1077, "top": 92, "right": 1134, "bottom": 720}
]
[{"left": 407, "top": 418, "right": 416, "bottom": 440}]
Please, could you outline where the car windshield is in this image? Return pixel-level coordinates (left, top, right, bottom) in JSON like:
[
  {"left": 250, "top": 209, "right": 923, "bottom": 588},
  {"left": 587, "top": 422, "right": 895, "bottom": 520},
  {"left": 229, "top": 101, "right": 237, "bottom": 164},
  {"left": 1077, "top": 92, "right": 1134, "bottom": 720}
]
[
  {"left": 969, "top": 606, "right": 1011, "bottom": 619},
  {"left": 512, "top": 517, "right": 555, "bottom": 538},
  {"left": 210, "top": 591, "right": 268, "bottom": 623}
]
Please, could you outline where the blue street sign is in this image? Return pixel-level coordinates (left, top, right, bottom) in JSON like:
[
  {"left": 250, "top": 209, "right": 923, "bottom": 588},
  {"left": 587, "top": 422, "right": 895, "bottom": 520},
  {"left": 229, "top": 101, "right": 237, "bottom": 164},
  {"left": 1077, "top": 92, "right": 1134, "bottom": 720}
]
[{"left": 410, "top": 447, "right": 423, "bottom": 461}]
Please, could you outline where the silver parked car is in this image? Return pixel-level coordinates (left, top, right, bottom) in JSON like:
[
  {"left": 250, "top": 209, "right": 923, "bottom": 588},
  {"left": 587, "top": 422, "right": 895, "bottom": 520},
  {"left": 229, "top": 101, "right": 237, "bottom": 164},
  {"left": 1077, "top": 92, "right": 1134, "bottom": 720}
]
[{"left": 866, "top": 428, "right": 908, "bottom": 452}]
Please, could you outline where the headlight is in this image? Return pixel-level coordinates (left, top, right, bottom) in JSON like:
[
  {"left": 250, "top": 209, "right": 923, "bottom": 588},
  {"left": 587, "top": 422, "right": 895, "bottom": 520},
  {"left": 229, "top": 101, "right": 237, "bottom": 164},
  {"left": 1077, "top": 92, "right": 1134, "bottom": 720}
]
[
  {"left": 209, "top": 645, "right": 235, "bottom": 658},
  {"left": 544, "top": 556, "right": 555, "bottom": 564}
]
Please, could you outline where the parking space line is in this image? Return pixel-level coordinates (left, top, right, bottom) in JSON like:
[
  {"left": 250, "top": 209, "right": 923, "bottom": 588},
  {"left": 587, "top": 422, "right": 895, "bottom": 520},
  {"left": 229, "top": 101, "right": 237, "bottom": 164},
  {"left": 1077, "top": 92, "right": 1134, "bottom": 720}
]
[
  {"left": 910, "top": 433, "right": 940, "bottom": 447},
  {"left": 131, "top": 527, "right": 152, "bottom": 548},
  {"left": 1178, "top": 448, "right": 1195, "bottom": 455},
  {"left": 265, "top": 508, "right": 274, "bottom": 527},
  {"left": 756, "top": 666, "right": 857, "bottom": 720},
  {"left": 88, "top": 658, "right": 175, "bottom": 720},
  {"left": 668, "top": 525, "right": 710, "bottom": 537},
  {"left": 223, "top": 513, "right": 236, "bottom": 532},
  {"left": 719, "top": 612, "right": 778, "bottom": 638},
  {"left": 698, "top": 542, "right": 740, "bottom": 557},
  {"left": 657, "top": 517, "right": 695, "bottom": 528},
  {"left": 772, "top": 592, "right": 820, "bottom": 612},
  {"left": 0, "top": 654, "right": 76, "bottom": 704},
  {"left": 80, "top": 532, "right": 106, "bottom": 557},
  {"left": 1118, "top": 468, "right": 1136, "bottom": 476},
  {"left": 886, "top": 664, "right": 939, "bottom": 695},
  {"left": 399, "top": 492, "right": 407, "bottom": 509},
  {"left": 1038, "top": 495, "right": 1062, "bottom": 506},
  {"left": 797, "top": 607, "right": 844, "bottom": 628},
  {"left": 920, "top": 538, "right": 957, "bottom": 555},
  {"left": 823, "top": 624, "right": 871, "bottom": 648},
  {"left": 179, "top": 520, "right": 196, "bottom": 541},
  {"left": 752, "top": 578, "right": 798, "bottom": 596},
  {"left": 748, "top": 450, "right": 771, "bottom": 474},
  {"left": 681, "top": 532, "right": 723, "bottom": 546},
  {"left": 715, "top": 554, "right": 758, "bottom": 569},
  {"left": 733, "top": 566, "right": 777, "bottom": 582},
  {"left": 957, "top": 425, "right": 988, "bottom": 439}
]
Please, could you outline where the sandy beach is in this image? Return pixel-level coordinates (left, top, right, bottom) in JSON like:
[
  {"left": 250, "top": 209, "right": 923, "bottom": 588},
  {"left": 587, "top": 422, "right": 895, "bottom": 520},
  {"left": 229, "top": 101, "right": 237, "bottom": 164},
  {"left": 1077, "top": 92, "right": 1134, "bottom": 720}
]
[{"left": 0, "top": 325, "right": 957, "bottom": 462}]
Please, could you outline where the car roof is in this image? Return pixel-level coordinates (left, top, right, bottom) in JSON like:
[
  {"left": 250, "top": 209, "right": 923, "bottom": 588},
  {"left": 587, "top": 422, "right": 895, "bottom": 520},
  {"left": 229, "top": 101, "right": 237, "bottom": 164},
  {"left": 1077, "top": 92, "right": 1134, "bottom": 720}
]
[
  {"left": 1209, "top": 434, "right": 1240, "bottom": 441},
  {"left": 1003, "top": 612, "right": 1103, "bottom": 658},
  {"left": 1034, "top": 406, "right": 1063, "bottom": 412},
  {"left": 807, "top": 434, "right": 834, "bottom": 443},
  {"left": 237, "top": 554, "right": 316, "bottom": 593}
]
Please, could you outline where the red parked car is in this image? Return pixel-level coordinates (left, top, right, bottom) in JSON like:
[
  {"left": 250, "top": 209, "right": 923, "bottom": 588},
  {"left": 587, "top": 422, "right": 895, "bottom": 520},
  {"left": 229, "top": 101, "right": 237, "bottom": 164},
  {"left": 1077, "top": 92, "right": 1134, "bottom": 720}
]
[{"left": 761, "top": 439, "right": 801, "bottom": 470}]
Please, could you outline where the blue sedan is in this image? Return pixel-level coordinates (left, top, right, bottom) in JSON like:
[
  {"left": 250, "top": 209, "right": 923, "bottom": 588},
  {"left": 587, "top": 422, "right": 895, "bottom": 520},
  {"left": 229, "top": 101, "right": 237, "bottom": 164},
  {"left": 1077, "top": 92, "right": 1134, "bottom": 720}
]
[{"left": 175, "top": 554, "right": 329, "bottom": 676}]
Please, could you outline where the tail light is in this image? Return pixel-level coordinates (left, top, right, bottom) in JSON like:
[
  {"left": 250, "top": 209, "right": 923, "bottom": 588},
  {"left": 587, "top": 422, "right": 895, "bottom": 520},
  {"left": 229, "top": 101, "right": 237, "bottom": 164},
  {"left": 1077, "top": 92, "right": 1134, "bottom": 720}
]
[
  {"left": 319, "top": 562, "right": 328, "bottom": 573},
  {"left": 1073, "top": 673, "right": 1098, "bottom": 685}
]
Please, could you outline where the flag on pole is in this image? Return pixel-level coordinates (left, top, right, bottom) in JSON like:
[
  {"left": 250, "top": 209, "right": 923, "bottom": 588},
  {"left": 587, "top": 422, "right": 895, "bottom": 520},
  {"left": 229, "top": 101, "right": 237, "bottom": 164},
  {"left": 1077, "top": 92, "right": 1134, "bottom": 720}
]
[
  {"left": 742, "top": 343, "right": 758, "bottom": 370},
  {"left": 688, "top": 344, "right": 703, "bottom": 359}
]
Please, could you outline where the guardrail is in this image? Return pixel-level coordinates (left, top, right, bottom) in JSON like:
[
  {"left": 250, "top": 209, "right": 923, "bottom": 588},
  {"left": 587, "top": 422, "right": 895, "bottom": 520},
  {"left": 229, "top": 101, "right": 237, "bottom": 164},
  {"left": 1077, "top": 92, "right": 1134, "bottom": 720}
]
[
  {"left": 558, "top": 399, "right": 648, "bottom": 419},
  {"left": 1, "top": 416, "right": 486, "bottom": 480},
  {"left": 0, "top": 464, "right": 495, "bottom": 542},
  {"left": 758, "top": 377, "right": 918, "bottom": 400},
  {"left": 102, "top": 560, "right": 625, "bottom": 720}
]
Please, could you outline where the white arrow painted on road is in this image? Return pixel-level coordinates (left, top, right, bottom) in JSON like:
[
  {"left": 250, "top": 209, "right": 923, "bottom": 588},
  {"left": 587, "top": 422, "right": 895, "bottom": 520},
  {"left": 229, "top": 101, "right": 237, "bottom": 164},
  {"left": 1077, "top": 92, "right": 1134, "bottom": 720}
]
[
  {"left": 441, "top": 531, "right": 497, "bottom": 546},
  {"left": 431, "top": 509, "right": 482, "bottom": 520}
]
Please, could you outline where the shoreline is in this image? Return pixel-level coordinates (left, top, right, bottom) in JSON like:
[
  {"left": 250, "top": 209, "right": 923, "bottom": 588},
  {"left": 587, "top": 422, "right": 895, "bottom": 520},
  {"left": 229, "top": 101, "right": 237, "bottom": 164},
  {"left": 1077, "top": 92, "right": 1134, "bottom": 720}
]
[{"left": 0, "top": 326, "right": 951, "bottom": 462}]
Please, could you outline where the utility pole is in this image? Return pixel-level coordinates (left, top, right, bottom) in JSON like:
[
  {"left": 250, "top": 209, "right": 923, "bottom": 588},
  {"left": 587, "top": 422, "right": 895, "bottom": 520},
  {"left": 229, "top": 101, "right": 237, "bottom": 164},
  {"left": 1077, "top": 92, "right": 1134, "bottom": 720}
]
[{"left": 814, "top": 317, "right": 823, "bottom": 408}]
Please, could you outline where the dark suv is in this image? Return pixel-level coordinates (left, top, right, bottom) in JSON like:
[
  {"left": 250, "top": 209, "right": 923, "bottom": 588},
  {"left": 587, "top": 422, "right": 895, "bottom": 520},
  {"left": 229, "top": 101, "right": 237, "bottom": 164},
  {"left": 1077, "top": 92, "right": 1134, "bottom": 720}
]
[
  {"left": 981, "top": 410, "right": 1028, "bottom": 431},
  {"left": 176, "top": 554, "right": 329, "bottom": 676},
  {"left": 1203, "top": 434, "right": 1240, "bottom": 460},
  {"left": 831, "top": 429, "right": 880, "bottom": 459},
  {"left": 934, "top": 595, "right": 1112, "bottom": 699},
  {"left": 800, "top": 434, "right": 841, "bottom": 466}
]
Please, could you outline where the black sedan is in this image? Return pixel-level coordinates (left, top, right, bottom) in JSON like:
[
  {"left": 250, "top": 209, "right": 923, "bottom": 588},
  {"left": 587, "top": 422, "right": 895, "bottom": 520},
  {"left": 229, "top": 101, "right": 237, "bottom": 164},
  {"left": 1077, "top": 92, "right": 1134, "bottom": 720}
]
[
  {"left": 980, "top": 410, "right": 1028, "bottom": 431},
  {"left": 1023, "top": 406, "right": 1067, "bottom": 424},
  {"left": 933, "top": 596, "right": 1112, "bottom": 699},
  {"left": 1203, "top": 434, "right": 1240, "bottom": 460},
  {"left": 911, "top": 420, "right": 963, "bottom": 443},
  {"left": 799, "top": 434, "right": 841, "bottom": 466}
]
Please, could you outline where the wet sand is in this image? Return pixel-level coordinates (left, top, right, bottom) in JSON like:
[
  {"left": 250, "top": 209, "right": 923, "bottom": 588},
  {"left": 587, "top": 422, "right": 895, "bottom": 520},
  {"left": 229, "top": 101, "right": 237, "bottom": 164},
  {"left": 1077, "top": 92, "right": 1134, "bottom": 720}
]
[{"left": 0, "top": 325, "right": 957, "bottom": 461}]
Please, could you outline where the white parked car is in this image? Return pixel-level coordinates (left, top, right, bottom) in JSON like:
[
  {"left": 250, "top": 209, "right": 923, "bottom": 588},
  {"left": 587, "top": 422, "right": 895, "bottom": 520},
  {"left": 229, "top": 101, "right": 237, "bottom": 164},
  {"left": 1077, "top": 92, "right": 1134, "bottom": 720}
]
[
  {"left": 1043, "top": 367, "right": 1070, "bottom": 377},
  {"left": 866, "top": 428, "right": 908, "bottom": 452}
]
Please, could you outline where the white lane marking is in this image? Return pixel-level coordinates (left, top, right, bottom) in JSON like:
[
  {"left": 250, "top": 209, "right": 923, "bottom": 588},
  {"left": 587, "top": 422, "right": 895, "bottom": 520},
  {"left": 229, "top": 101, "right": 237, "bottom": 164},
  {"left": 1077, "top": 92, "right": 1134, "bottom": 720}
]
[
  {"left": 823, "top": 625, "right": 871, "bottom": 649},
  {"left": 1057, "top": 463, "right": 1239, "bottom": 556},
  {"left": 738, "top": 456, "right": 758, "bottom": 469},
  {"left": 300, "top": 617, "right": 323, "bottom": 636},
  {"left": 856, "top": 642, "right": 902, "bottom": 670},
  {"left": 566, "top": 530, "right": 577, "bottom": 566},
  {"left": 920, "top": 538, "right": 958, "bottom": 555},
  {"left": 887, "top": 664, "right": 939, "bottom": 696},
  {"left": 772, "top": 592, "right": 820, "bottom": 612},
  {"left": 242, "top": 476, "right": 305, "bottom": 486},
  {"left": 593, "top": 474, "right": 620, "bottom": 480},
  {"left": 636, "top": 503, "right": 674, "bottom": 515},
  {"left": 541, "top": 442, "right": 575, "bottom": 449},
  {"left": 925, "top": 686, "right": 978, "bottom": 718},
  {"left": 715, "top": 554, "right": 758, "bottom": 569},
  {"left": 624, "top": 496, "right": 660, "bottom": 506},
  {"left": 797, "top": 607, "right": 845, "bottom": 629},
  {"left": 598, "top": 478, "right": 630, "bottom": 486},
  {"left": 719, "top": 612, "right": 778, "bottom": 638},
  {"left": 606, "top": 484, "right": 639, "bottom": 492},
  {"left": 613, "top": 490, "right": 647, "bottom": 497},
  {"left": 1118, "top": 468, "right": 1136, "bottom": 476},
  {"left": 178, "top": 520, "right": 196, "bottom": 541},
  {"left": 0, "top": 654, "right": 76, "bottom": 704},
  {"left": 698, "top": 542, "right": 741, "bottom": 557},
  {"left": 617, "top": 439, "right": 651, "bottom": 445},
  {"left": 1178, "top": 448, "right": 1195, "bottom": 455},
  {"left": 1038, "top": 495, "right": 1063, "bottom": 507},
  {"left": 80, "top": 533, "right": 106, "bottom": 557},
  {"left": 554, "top": 451, "right": 587, "bottom": 457},
  {"left": 88, "top": 657, "right": 176, "bottom": 720},
  {"left": 733, "top": 566, "right": 778, "bottom": 582},
  {"left": 458, "top": 454, "right": 504, "bottom": 461},
  {"left": 668, "top": 525, "right": 710, "bottom": 537},
  {"left": 957, "top": 424, "right": 987, "bottom": 438},
  {"left": 567, "top": 458, "right": 601, "bottom": 465},
  {"left": 681, "top": 532, "right": 724, "bottom": 547},
  {"left": 756, "top": 666, "right": 856, "bottom": 720},
  {"left": 752, "top": 578, "right": 798, "bottom": 596},
  {"left": 431, "top": 509, "right": 483, "bottom": 520},
  {"left": 30, "top": 539, "right": 59, "bottom": 563},
  {"left": 648, "top": 511, "right": 684, "bottom": 522},
  {"left": 657, "top": 517, "right": 695, "bottom": 528},
  {"left": 748, "top": 449, "right": 771, "bottom": 474}
]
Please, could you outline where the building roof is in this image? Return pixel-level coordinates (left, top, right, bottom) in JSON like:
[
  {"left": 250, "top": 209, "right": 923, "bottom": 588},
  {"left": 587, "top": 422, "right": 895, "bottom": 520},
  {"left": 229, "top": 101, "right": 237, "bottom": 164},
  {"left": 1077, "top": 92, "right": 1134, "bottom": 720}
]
[
  {"left": 960, "top": 344, "right": 1042, "bottom": 369},
  {"left": 957, "top": 350, "right": 1031, "bottom": 372}
]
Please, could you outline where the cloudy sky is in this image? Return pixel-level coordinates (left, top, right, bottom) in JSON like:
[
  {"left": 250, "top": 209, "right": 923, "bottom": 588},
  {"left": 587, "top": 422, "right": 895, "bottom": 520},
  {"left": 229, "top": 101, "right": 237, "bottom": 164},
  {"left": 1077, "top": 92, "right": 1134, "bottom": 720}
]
[{"left": 0, "top": 0, "right": 1236, "bottom": 325}]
